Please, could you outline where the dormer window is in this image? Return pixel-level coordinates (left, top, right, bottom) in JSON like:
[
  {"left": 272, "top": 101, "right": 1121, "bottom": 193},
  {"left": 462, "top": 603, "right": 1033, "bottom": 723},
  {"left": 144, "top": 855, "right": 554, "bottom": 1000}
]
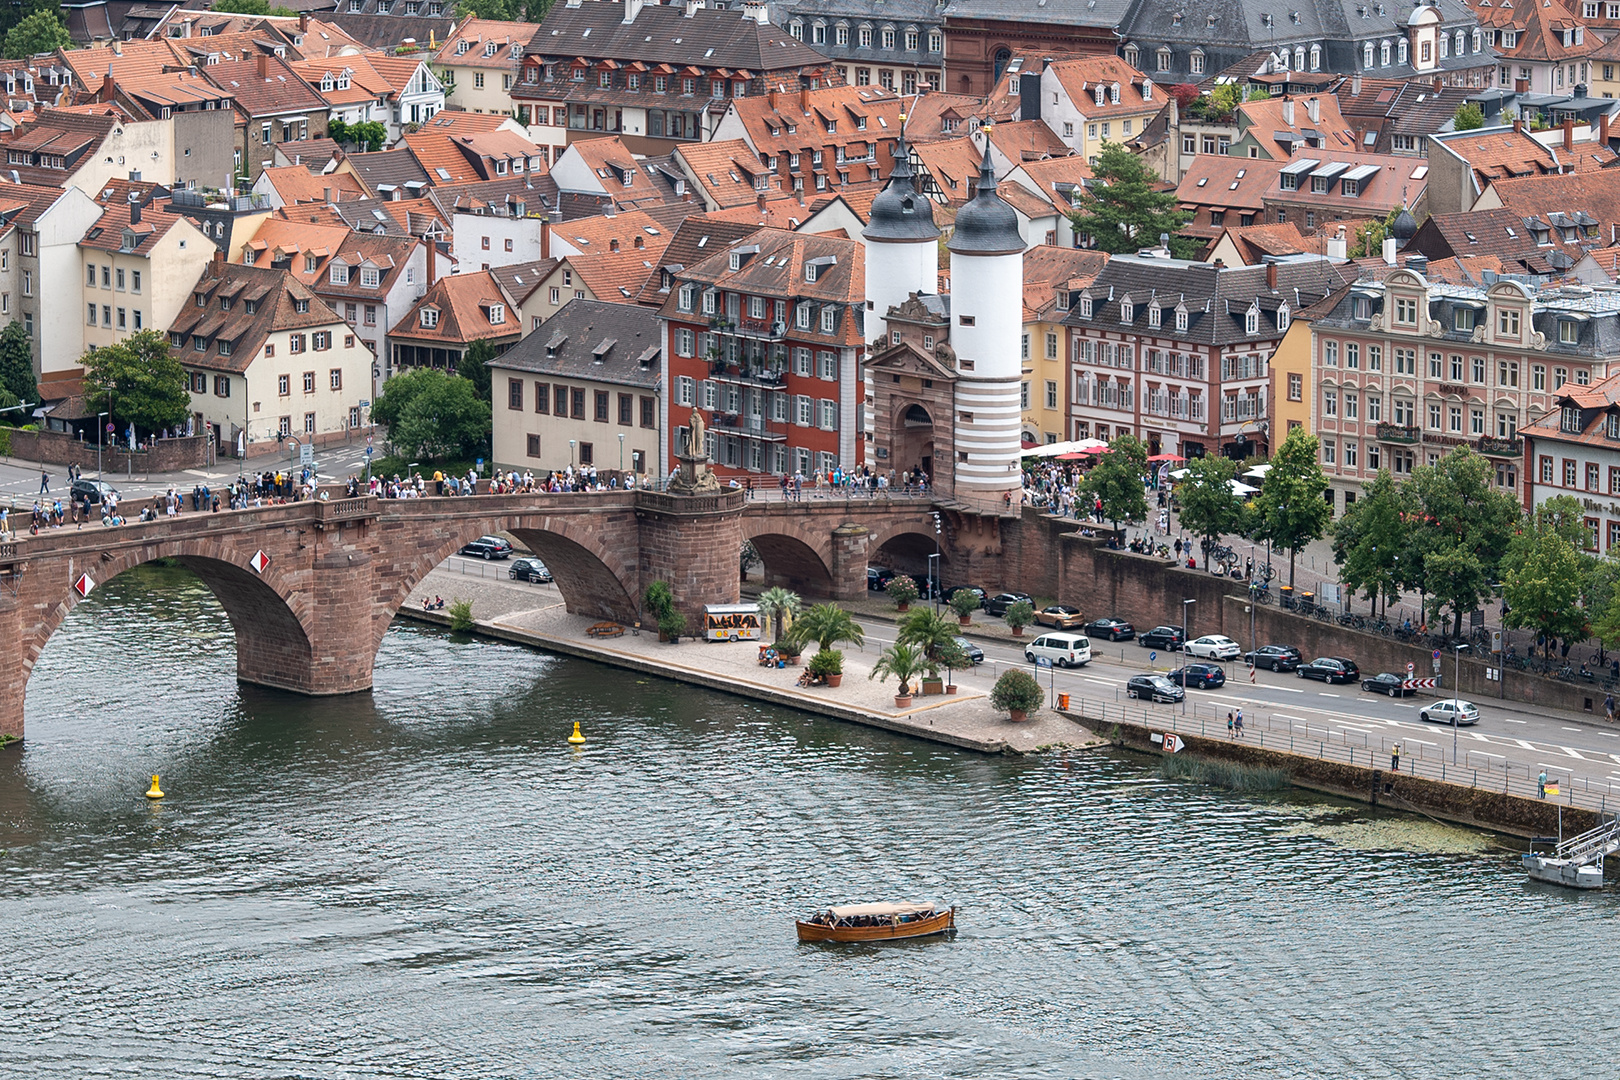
[
  {"left": 1454, "top": 307, "right": 1475, "bottom": 332},
  {"left": 1094, "top": 85, "right": 1105, "bottom": 107},
  {"left": 1562, "top": 405, "right": 1582, "bottom": 432},
  {"left": 1148, "top": 304, "right": 1161, "bottom": 328},
  {"left": 330, "top": 264, "right": 349, "bottom": 285},
  {"left": 294, "top": 298, "right": 310, "bottom": 313},
  {"left": 1079, "top": 294, "right": 1093, "bottom": 318},
  {"left": 806, "top": 263, "right": 819, "bottom": 282},
  {"left": 1110, "top": 82, "right": 1120, "bottom": 104},
  {"left": 304, "top": 254, "right": 318, "bottom": 273},
  {"left": 1245, "top": 303, "right": 1260, "bottom": 335},
  {"left": 360, "top": 267, "right": 380, "bottom": 288},
  {"left": 1175, "top": 306, "right": 1188, "bottom": 332},
  {"left": 489, "top": 303, "right": 505, "bottom": 325},
  {"left": 321, "top": 74, "right": 334, "bottom": 91},
  {"left": 1560, "top": 319, "right": 1579, "bottom": 345},
  {"left": 455, "top": 41, "right": 469, "bottom": 55},
  {"left": 1607, "top": 413, "right": 1620, "bottom": 440},
  {"left": 1277, "top": 303, "right": 1290, "bottom": 331},
  {"left": 421, "top": 306, "right": 439, "bottom": 328},
  {"left": 484, "top": 42, "right": 498, "bottom": 57}
]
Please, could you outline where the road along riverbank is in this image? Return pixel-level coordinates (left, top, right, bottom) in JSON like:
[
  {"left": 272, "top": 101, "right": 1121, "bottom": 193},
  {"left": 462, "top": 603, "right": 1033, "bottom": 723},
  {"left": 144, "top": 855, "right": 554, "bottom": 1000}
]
[{"left": 401, "top": 566, "right": 1106, "bottom": 755}]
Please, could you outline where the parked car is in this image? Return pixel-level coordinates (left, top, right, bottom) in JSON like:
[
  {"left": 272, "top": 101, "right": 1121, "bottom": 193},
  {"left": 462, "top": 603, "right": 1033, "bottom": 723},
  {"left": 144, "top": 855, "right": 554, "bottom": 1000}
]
[
  {"left": 1034, "top": 604, "right": 1085, "bottom": 629},
  {"left": 1297, "top": 657, "right": 1360, "bottom": 683},
  {"left": 983, "top": 591, "right": 1034, "bottom": 618},
  {"left": 867, "top": 566, "right": 897, "bottom": 591},
  {"left": 1420, "top": 698, "right": 1480, "bottom": 726},
  {"left": 1168, "top": 663, "right": 1227, "bottom": 690},
  {"left": 1361, "top": 672, "right": 1413, "bottom": 697},
  {"left": 1243, "top": 644, "right": 1302, "bottom": 672},
  {"left": 1184, "top": 634, "right": 1241, "bottom": 660},
  {"left": 953, "top": 636, "right": 985, "bottom": 664},
  {"left": 1126, "top": 674, "right": 1184, "bottom": 703},
  {"left": 943, "top": 585, "right": 987, "bottom": 608},
  {"left": 1083, "top": 616, "right": 1135, "bottom": 641},
  {"left": 70, "top": 478, "right": 119, "bottom": 505},
  {"left": 1024, "top": 632, "right": 1092, "bottom": 667},
  {"left": 1138, "top": 626, "right": 1187, "bottom": 651},
  {"left": 459, "top": 535, "right": 513, "bottom": 560},
  {"left": 508, "top": 557, "right": 553, "bottom": 583}
]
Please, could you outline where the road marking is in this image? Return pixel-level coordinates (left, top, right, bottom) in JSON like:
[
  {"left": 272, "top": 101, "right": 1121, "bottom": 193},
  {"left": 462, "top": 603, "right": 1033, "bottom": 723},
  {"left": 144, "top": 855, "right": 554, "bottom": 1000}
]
[
  {"left": 1392, "top": 704, "right": 1414, "bottom": 709},
  {"left": 1468, "top": 732, "right": 1490, "bottom": 742},
  {"left": 1502, "top": 718, "right": 1528, "bottom": 724},
  {"left": 1564, "top": 747, "right": 1588, "bottom": 760},
  {"left": 1537, "top": 763, "right": 1573, "bottom": 774},
  {"left": 1318, "top": 693, "right": 1340, "bottom": 698},
  {"left": 1278, "top": 687, "right": 1304, "bottom": 694},
  {"left": 1403, "top": 737, "right": 1436, "bottom": 747},
  {"left": 1602, "top": 733, "right": 1620, "bottom": 739},
  {"left": 1515, "top": 739, "right": 1538, "bottom": 749},
  {"left": 1274, "top": 714, "right": 1309, "bottom": 722},
  {"left": 1562, "top": 726, "right": 1581, "bottom": 731}
]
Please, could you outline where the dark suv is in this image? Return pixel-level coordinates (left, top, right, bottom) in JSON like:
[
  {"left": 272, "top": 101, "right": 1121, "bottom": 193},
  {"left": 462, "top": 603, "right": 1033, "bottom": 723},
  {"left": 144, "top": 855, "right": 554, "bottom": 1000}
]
[
  {"left": 1297, "top": 657, "right": 1360, "bottom": 684},
  {"left": 1139, "top": 626, "right": 1187, "bottom": 651},
  {"left": 459, "top": 535, "right": 513, "bottom": 560},
  {"left": 983, "top": 591, "right": 1033, "bottom": 618},
  {"left": 70, "top": 478, "right": 119, "bottom": 505}
]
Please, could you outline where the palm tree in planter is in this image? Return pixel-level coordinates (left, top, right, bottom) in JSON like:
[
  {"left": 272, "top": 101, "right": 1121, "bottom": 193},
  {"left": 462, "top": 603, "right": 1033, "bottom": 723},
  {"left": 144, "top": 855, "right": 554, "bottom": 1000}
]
[
  {"left": 898, "top": 608, "right": 959, "bottom": 695},
  {"left": 757, "top": 586, "right": 801, "bottom": 657},
  {"left": 644, "top": 580, "right": 676, "bottom": 640},
  {"left": 1005, "top": 599, "right": 1035, "bottom": 638},
  {"left": 787, "top": 602, "right": 865, "bottom": 688},
  {"left": 948, "top": 589, "right": 980, "bottom": 627},
  {"left": 658, "top": 608, "right": 689, "bottom": 644},
  {"left": 885, "top": 574, "right": 919, "bottom": 612},
  {"left": 991, "top": 668, "right": 1044, "bottom": 721},
  {"left": 870, "top": 642, "right": 926, "bottom": 707}
]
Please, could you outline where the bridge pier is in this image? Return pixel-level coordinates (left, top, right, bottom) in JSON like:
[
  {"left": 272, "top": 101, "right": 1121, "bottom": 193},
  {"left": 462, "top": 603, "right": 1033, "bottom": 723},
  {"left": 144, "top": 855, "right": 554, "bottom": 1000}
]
[
  {"left": 829, "top": 523, "right": 871, "bottom": 602},
  {"left": 635, "top": 490, "right": 746, "bottom": 627},
  {"left": 0, "top": 589, "right": 23, "bottom": 740}
]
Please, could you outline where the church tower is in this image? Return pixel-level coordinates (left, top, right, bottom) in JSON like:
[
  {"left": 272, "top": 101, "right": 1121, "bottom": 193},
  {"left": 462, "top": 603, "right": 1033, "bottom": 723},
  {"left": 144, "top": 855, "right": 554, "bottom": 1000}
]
[
  {"left": 946, "top": 139, "right": 1024, "bottom": 512},
  {"left": 862, "top": 121, "right": 940, "bottom": 342}
]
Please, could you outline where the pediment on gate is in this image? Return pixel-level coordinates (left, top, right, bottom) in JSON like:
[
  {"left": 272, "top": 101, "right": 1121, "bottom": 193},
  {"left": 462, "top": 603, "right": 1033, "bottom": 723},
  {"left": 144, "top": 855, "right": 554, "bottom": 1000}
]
[
  {"left": 864, "top": 340, "right": 959, "bottom": 382},
  {"left": 886, "top": 292, "right": 950, "bottom": 327}
]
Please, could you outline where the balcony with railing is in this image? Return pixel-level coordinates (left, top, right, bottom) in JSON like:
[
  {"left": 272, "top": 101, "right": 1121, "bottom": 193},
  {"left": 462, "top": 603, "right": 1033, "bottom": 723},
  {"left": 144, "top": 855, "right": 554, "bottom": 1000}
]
[
  {"left": 1375, "top": 423, "right": 1420, "bottom": 443},
  {"left": 709, "top": 413, "right": 787, "bottom": 442}
]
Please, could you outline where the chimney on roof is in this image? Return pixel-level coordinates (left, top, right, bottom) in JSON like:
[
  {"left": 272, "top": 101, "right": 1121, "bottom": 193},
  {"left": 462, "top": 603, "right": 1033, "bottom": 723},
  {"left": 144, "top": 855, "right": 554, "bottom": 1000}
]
[
  {"left": 742, "top": 0, "right": 769, "bottom": 22},
  {"left": 541, "top": 217, "right": 550, "bottom": 259},
  {"left": 1282, "top": 99, "right": 1295, "bottom": 127},
  {"left": 128, "top": 189, "right": 141, "bottom": 226},
  {"left": 1515, "top": 78, "right": 1529, "bottom": 93},
  {"left": 1513, "top": 117, "right": 1523, "bottom": 134},
  {"left": 111, "top": 39, "right": 122, "bottom": 56},
  {"left": 1213, "top": 258, "right": 1225, "bottom": 268},
  {"left": 757, "top": 191, "right": 767, "bottom": 211},
  {"left": 426, "top": 237, "right": 436, "bottom": 281},
  {"left": 767, "top": 85, "right": 779, "bottom": 111},
  {"left": 1326, "top": 224, "right": 1347, "bottom": 261},
  {"left": 1382, "top": 236, "right": 1397, "bottom": 266},
  {"left": 300, "top": 13, "right": 309, "bottom": 33},
  {"left": 256, "top": 53, "right": 269, "bottom": 79},
  {"left": 623, "top": 0, "right": 644, "bottom": 23},
  {"left": 1433, "top": 76, "right": 1443, "bottom": 93},
  {"left": 683, "top": 0, "right": 704, "bottom": 16},
  {"left": 1563, "top": 118, "right": 1575, "bottom": 153},
  {"left": 211, "top": 247, "right": 224, "bottom": 275},
  {"left": 1265, "top": 259, "right": 1277, "bottom": 290},
  {"left": 98, "top": 71, "right": 116, "bottom": 103},
  {"left": 1602, "top": 111, "right": 1612, "bottom": 146},
  {"left": 800, "top": 80, "right": 810, "bottom": 113},
  {"left": 1305, "top": 96, "right": 1319, "bottom": 124},
  {"left": 323, "top": 186, "right": 333, "bottom": 203},
  {"left": 1351, "top": 72, "right": 1361, "bottom": 97}
]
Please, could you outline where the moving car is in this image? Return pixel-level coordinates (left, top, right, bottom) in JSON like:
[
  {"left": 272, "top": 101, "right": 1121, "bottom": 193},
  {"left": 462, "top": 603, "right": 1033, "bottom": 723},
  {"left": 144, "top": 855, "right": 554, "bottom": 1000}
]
[
  {"left": 1361, "top": 672, "right": 1413, "bottom": 698},
  {"left": 1083, "top": 617, "right": 1135, "bottom": 641},
  {"left": 1126, "top": 674, "right": 1184, "bottom": 703},
  {"left": 1243, "top": 644, "right": 1302, "bottom": 672},
  {"left": 70, "top": 478, "right": 119, "bottom": 505},
  {"left": 459, "top": 535, "right": 513, "bottom": 560},
  {"left": 1184, "top": 634, "right": 1241, "bottom": 660},
  {"left": 942, "top": 585, "right": 987, "bottom": 608},
  {"left": 508, "top": 557, "right": 553, "bottom": 583},
  {"left": 1034, "top": 604, "right": 1085, "bottom": 630},
  {"left": 983, "top": 591, "right": 1034, "bottom": 618},
  {"left": 867, "top": 566, "right": 896, "bottom": 591},
  {"left": 1168, "top": 663, "right": 1227, "bottom": 690},
  {"left": 1024, "top": 632, "right": 1092, "bottom": 667},
  {"left": 953, "top": 636, "right": 985, "bottom": 664},
  {"left": 1420, "top": 698, "right": 1480, "bottom": 726},
  {"left": 1297, "top": 657, "right": 1360, "bottom": 683},
  {"left": 1138, "top": 626, "right": 1187, "bottom": 651}
]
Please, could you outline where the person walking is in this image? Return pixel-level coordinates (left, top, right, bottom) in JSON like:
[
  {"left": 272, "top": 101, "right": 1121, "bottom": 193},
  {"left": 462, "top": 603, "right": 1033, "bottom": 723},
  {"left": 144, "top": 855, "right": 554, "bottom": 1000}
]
[
  {"left": 1234, "top": 707, "right": 1243, "bottom": 738},
  {"left": 1391, "top": 743, "right": 1401, "bottom": 773},
  {"left": 1538, "top": 769, "right": 1548, "bottom": 799},
  {"left": 1227, "top": 711, "right": 1235, "bottom": 738},
  {"left": 39, "top": 469, "right": 49, "bottom": 494},
  {"left": 1606, "top": 693, "right": 1615, "bottom": 723}
]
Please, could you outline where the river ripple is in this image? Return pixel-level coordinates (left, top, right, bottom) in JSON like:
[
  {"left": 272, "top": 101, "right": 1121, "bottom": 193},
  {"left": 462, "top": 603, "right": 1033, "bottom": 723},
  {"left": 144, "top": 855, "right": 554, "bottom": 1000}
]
[{"left": 0, "top": 566, "right": 1607, "bottom": 1079}]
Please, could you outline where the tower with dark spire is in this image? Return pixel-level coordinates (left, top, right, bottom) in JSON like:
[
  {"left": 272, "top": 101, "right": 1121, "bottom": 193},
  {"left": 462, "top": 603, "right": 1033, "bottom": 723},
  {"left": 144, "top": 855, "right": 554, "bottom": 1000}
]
[
  {"left": 862, "top": 118, "right": 940, "bottom": 342},
  {"left": 946, "top": 134, "right": 1025, "bottom": 512}
]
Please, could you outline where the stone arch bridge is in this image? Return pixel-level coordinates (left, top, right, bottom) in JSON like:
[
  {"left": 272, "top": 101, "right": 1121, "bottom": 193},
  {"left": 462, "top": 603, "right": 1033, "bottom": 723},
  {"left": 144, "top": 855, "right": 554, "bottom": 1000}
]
[{"left": 0, "top": 490, "right": 1012, "bottom": 738}]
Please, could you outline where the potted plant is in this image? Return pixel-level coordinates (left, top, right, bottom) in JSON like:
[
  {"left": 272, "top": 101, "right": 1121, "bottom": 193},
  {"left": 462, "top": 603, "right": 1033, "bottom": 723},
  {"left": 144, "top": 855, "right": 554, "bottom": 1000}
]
[
  {"left": 757, "top": 586, "right": 801, "bottom": 643},
  {"left": 658, "top": 609, "right": 688, "bottom": 644},
  {"left": 991, "top": 668, "right": 1044, "bottom": 722},
  {"left": 644, "top": 580, "right": 675, "bottom": 640},
  {"left": 806, "top": 647, "right": 843, "bottom": 687},
  {"left": 934, "top": 639, "right": 970, "bottom": 695},
  {"left": 949, "top": 589, "right": 979, "bottom": 627},
  {"left": 1005, "top": 599, "right": 1035, "bottom": 638},
  {"left": 786, "top": 602, "right": 865, "bottom": 686},
  {"left": 898, "top": 608, "right": 957, "bottom": 695},
  {"left": 870, "top": 642, "right": 926, "bottom": 708},
  {"left": 886, "top": 574, "right": 919, "bottom": 612}
]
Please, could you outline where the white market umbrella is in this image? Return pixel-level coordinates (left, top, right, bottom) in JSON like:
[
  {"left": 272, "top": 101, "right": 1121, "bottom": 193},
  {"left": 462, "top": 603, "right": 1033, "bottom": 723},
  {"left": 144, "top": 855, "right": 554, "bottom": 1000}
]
[{"left": 1229, "top": 479, "right": 1260, "bottom": 495}]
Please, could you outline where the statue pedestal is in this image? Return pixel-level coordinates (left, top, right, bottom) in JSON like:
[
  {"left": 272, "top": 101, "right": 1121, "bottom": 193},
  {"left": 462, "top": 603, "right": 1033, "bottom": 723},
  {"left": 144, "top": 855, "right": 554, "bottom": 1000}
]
[{"left": 668, "top": 451, "right": 721, "bottom": 495}]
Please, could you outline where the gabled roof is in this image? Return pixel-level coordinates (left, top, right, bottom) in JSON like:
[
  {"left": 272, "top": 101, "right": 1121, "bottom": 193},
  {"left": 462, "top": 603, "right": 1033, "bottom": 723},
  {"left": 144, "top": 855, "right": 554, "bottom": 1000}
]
[
  {"left": 199, "top": 53, "right": 328, "bottom": 118},
  {"left": 170, "top": 260, "right": 345, "bottom": 375},
  {"left": 900, "top": 91, "right": 993, "bottom": 143},
  {"left": 557, "top": 135, "right": 669, "bottom": 208},
  {"left": 491, "top": 298, "right": 660, "bottom": 389},
  {"left": 431, "top": 18, "right": 538, "bottom": 69},
  {"left": 1173, "top": 155, "right": 1282, "bottom": 238},
  {"left": 1022, "top": 246, "right": 1108, "bottom": 321},
  {"left": 240, "top": 216, "right": 420, "bottom": 299},
  {"left": 1475, "top": 0, "right": 1595, "bottom": 64},
  {"left": 402, "top": 112, "right": 532, "bottom": 186},
  {"left": 674, "top": 137, "right": 779, "bottom": 209},
  {"left": 489, "top": 257, "right": 561, "bottom": 307},
  {"left": 1431, "top": 125, "right": 1571, "bottom": 191},
  {"left": 391, "top": 270, "right": 520, "bottom": 345},
  {"left": 722, "top": 83, "right": 905, "bottom": 181},
  {"left": 911, "top": 134, "right": 988, "bottom": 207},
  {"left": 554, "top": 209, "right": 674, "bottom": 261},
  {"left": 568, "top": 249, "right": 668, "bottom": 304},
  {"left": 1045, "top": 54, "right": 1163, "bottom": 120},
  {"left": 1237, "top": 93, "right": 1358, "bottom": 158},
  {"left": 983, "top": 119, "right": 1069, "bottom": 163},
  {"left": 347, "top": 148, "right": 432, "bottom": 196},
  {"left": 258, "top": 165, "right": 368, "bottom": 206},
  {"left": 531, "top": 1, "right": 828, "bottom": 71},
  {"left": 272, "top": 137, "right": 343, "bottom": 172},
  {"left": 633, "top": 213, "right": 764, "bottom": 305}
]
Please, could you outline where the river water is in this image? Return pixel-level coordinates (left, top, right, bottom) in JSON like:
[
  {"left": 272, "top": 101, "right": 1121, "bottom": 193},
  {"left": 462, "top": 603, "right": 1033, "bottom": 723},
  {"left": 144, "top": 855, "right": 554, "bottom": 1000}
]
[{"left": 0, "top": 566, "right": 1610, "bottom": 1079}]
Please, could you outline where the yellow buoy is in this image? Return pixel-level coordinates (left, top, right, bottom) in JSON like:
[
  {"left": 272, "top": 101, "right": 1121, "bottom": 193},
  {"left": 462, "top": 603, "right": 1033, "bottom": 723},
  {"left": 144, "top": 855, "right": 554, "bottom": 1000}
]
[
  {"left": 145, "top": 774, "right": 164, "bottom": 799},
  {"left": 567, "top": 721, "right": 586, "bottom": 745}
]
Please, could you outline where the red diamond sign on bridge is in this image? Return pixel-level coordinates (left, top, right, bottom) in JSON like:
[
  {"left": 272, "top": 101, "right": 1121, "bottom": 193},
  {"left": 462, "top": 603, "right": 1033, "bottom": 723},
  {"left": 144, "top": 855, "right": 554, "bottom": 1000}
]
[
  {"left": 249, "top": 550, "right": 271, "bottom": 575},
  {"left": 73, "top": 572, "right": 95, "bottom": 598}
]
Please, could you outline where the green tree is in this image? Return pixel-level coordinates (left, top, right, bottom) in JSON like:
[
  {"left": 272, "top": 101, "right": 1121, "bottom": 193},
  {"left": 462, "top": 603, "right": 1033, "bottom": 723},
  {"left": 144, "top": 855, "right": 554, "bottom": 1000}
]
[
  {"left": 372, "top": 367, "right": 490, "bottom": 461},
  {"left": 786, "top": 602, "right": 864, "bottom": 653},
  {"left": 458, "top": 338, "right": 495, "bottom": 403},
  {"left": 0, "top": 319, "right": 36, "bottom": 413},
  {"left": 1253, "top": 426, "right": 1334, "bottom": 587},
  {"left": 897, "top": 607, "right": 960, "bottom": 676},
  {"left": 1502, "top": 496, "right": 1594, "bottom": 657},
  {"left": 1078, "top": 432, "right": 1148, "bottom": 529},
  {"left": 1332, "top": 469, "right": 1408, "bottom": 618},
  {"left": 869, "top": 641, "right": 926, "bottom": 697},
  {"left": 1066, "top": 143, "right": 1195, "bottom": 257},
  {"left": 81, "top": 330, "right": 191, "bottom": 435},
  {"left": 1404, "top": 447, "right": 1522, "bottom": 635},
  {"left": 1453, "top": 102, "right": 1486, "bottom": 131},
  {"left": 4, "top": 10, "right": 69, "bottom": 60},
  {"left": 1350, "top": 207, "right": 1403, "bottom": 259},
  {"left": 1174, "top": 454, "right": 1243, "bottom": 569},
  {"left": 330, "top": 118, "right": 388, "bottom": 152}
]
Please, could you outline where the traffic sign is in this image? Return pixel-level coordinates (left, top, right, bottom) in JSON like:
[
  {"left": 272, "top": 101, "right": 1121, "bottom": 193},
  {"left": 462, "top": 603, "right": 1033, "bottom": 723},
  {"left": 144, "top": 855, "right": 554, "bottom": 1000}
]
[
  {"left": 1163, "top": 733, "right": 1185, "bottom": 753},
  {"left": 105, "top": 422, "right": 115, "bottom": 433},
  {"left": 300, "top": 445, "right": 313, "bottom": 466},
  {"left": 1407, "top": 661, "right": 1415, "bottom": 675},
  {"left": 249, "top": 550, "right": 271, "bottom": 575},
  {"left": 359, "top": 399, "right": 371, "bottom": 408},
  {"left": 1035, "top": 657, "right": 1053, "bottom": 668},
  {"left": 1149, "top": 651, "right": 1157, "bottom": 663},
  {"left": 1433, "top": 650, "right": 1442, "bottom": 660},
  {"left": 1403, "top": 677, "right": 1439, "bottom": 689},
  {"left": 73, "top": 572, "right": 94, "bottom": 598}
]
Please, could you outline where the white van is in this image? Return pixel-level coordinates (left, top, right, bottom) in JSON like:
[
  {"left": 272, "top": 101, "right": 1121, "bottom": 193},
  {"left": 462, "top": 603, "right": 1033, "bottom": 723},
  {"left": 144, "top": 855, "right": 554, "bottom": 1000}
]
[{"left": 1024, "top": 632, "right": 1092, "bottom": 667}]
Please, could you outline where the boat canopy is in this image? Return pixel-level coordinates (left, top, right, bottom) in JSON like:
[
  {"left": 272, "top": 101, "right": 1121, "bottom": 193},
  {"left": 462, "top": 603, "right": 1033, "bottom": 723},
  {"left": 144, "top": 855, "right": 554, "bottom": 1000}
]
[{"left": 826, "top": 902, "right": 939, "bottom": 918}]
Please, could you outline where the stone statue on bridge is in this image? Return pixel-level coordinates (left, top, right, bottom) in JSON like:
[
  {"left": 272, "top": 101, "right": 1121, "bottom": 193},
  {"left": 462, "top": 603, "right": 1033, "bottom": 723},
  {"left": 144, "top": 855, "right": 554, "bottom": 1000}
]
[{"left": 669, "top": 409, "right": 721, "bottom": 495}]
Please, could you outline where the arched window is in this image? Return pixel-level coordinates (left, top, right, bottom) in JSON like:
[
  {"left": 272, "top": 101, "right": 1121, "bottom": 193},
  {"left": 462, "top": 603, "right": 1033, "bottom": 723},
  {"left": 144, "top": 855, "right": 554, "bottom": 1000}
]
[
  {"left": 1380, "top": 40, "right": 1391, "bottom": 66},
  {"left": 1309, "top": 44, "right": 1320, "bottom": 70},
  {"left": 1364, "top": 42, "right": 1375, "bottom": 69},
  {"left": 1398, "top": 38, "right": 1408, "bottom": 65},
  {"left": 1110, "top": 82, "right": 1121, "bottom": 104},
  {"left": 1456, "top": 29, "right": 1466, "bottom": 55},
  {"left": 993, "top": 47, "right": 1012, "bottom": 80},
  {"left": 1245, "top": 303, "right": 1260, "bottom": 335},
  {"left": 1123, "top": 44, "right": 1139, "bottom": 68},
  {"left": 1472, "top": 29, "right": 1482, "bottom": 53},
  {"left": 1294, "top": 46, "right": 1305, "bottom": 70},
  {"left": 789, "top": 20, "right": 802, "bottom": 39},
  {"left": 1156, "top": 47, "right": 1171, "bottom": 73}
]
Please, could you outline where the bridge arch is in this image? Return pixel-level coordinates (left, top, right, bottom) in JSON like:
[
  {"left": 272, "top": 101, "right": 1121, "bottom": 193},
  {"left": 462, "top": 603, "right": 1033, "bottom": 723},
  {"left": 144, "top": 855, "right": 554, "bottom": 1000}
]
[{"left": 741, "top": 517, "right": 836, "bottom": 597}]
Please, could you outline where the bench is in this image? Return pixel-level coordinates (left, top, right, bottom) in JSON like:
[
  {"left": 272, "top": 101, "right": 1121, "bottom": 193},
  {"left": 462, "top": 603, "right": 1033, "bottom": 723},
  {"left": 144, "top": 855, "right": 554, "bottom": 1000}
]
[{"left": 586, "top": 622, "right": 624, "bottom": 639}]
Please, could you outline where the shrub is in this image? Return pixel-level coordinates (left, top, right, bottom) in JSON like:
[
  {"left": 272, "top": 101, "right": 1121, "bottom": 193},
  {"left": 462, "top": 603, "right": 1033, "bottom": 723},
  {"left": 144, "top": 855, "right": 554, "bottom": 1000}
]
[
  {"left": 949, "top": 590, "right": 980, "bottom": 618},
  {"left": 771, "top": 637, "right": 801, "bottom": 657},
  {"left": 1005, "top": 599, "right": 1035, "bottom": 631},
  {"left": 806, "top": 647, "right": 843, "bottom": 677},
  {"left": 658, "top": 609, "right": 688, "bottom": 641},
  {"left": 643, "top": 580, "right": 675, "bottom": 619},
  {"left": 869, "top": 641, "right": 925, "bottom": 696},
  {"left": 0, "top": 427, "right": 10, "bottom": 457},
  {"left": 885, "top": 574, "right": 918, "bottom": 607},
  {"left": 448, "top": 598, "right": 474, "bottom": 633},
  {"left": 990, "top": 668, "right": 1044, "bottom": 714}
]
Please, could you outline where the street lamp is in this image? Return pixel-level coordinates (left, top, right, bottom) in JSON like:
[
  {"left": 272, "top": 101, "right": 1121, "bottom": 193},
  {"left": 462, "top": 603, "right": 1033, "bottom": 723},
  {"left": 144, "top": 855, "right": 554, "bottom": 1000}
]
[
  {"left": 1453, "top": 642, "right": 1468, "bottom": 764},
  {"left": 1182, "top": 598, "right": 1195, "bottom": 715},
  {"left": 96, "top": 411, "right": 108, "bottom": 480},
  {"left": 930, "top": 510, "right": 943, "bottom": 615},
  {"left": 618, "top": 431, "right": 625, "bottom": 477},
  {"left": 926, "top": 552, "right": 941, "bottom": 616},
  {"left": 569, "top": 439, "right": 576, "bottom": 469}
]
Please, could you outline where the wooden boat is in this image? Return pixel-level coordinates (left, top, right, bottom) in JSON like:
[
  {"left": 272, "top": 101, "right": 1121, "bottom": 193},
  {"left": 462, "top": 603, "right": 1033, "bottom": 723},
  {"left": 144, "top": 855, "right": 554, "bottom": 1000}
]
[{"left": 795, "top": 901, "right": 955, "bottom": 943}]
